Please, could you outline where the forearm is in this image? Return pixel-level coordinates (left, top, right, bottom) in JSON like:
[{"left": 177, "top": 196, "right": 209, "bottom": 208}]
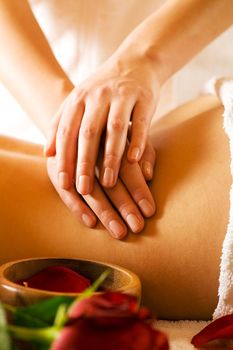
[
  {"left": 0, "top": 0, "right": 73, "bottom": 134},
  {"left": 114, "top": 0, "right": 233, "bottom": 85}
]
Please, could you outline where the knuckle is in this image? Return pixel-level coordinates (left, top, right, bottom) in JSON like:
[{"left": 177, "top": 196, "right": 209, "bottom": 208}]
[
  {"left": 65, "top": 197, "right": 81, "bottom": 216},
  {"left": 77, "top": 161, "right": 92, "bottom": 174},
  {"left": 104, "top": 153, "right": 121, "bottom": 168},
  {"left": 58, "top": 159, "right": 73, "bottom": 174},
  {"left": 57, "top": 126, "right": 75, "bottom": 140},
  {"left": 108, "top": 117, "right": 125, "bottom": 132},
  {"left": 99, "top": 209, "right": 112, "bottom": 223},
  {"left": 118, "top": 86, "right": 129, "bottom": 96},
  {"left": 95, "top": 85, "right": 110, "bottom": 99},
  {"left": 57, "top": 160, "right": 66, "bottom": 172},
  {"left": 132, "top": 187, "right": 145, "bottom": 202},
  {"left": 80, "top": 122, "right": 99, "bottom": 139},
  {"left": 117, "top": 83, "right": 133, "bottom": 97},
  {"left": 118, "top": 202, "right": 134, "bottom": 217},
  {"left": 134, "top": 115, "right": 147, "bottom": 126},
  {"left": 139, "top": 88, "right": 154, "bottom": 102},
  {"left": 70, "top": 204, "right": 82, "bottom": 216}
]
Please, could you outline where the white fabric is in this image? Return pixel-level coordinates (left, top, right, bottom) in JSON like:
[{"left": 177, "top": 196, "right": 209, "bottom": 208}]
[
  {"left": 0, "top": 1, "right": 233, "bottom": 143},
  {"left": 157, "top": 320, "right": 208, "bottom": 350},
  {"left": 205, "top": 79, "right": 233, "bottom": 319},
  {"left": 28, "top": 0, "right": 164, "bottom": 84}
]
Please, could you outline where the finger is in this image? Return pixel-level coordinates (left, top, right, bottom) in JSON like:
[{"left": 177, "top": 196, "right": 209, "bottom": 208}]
[
  {"left": 139, "top": 140, "right": 156, "bottom": 181},
  {"left": 76, "top": 99, "right": 109, "bottom": 195},
  {"left": 128, "top": 124, "right": 156, "bottom": 180},
  {"left": 120, "top": 148, "right": 156, "bottom": 218},
  {"left": 100, "top": 97, "right": 135, "bottom": 188},
  {"left": 96, "top": 146, "right": 144, "bottom": 233},
  {"left": 83, "top": 178, "right": 127, "bottom": 239},
  {"left": 47, "top": 157, "right": 97, "bottom": 228},
  {"left": 44, "top": 97, "right": 67, "bottom": 157},
  {"left": 104, "top": 179, "right": 144, "bottom": 234},
  {"left": 127, "top": 99, "right": 155, "bottom": 162},
  {"left": 56, "top": 98, "right": 85, "bottom": 190}
]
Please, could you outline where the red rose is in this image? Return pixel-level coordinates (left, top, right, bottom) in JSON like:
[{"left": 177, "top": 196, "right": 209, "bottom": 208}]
[
  {"left": 17, "top": 266, "right": 91, "bottom": 293},
  {"left": 191, "top": 314, "right": 233, "bottom": 348},
  {"left": 51, "top": 292, "right": 169, "bottom": 350},
  {"left": 69, "top": 291, "right": 141, "bottom": 320},
  {"left": 52, "top": 318, "right": 168, "bottom": 350}
]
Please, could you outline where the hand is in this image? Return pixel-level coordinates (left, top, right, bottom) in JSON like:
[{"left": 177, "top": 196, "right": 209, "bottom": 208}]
[
  {"left": 45, "top": 53, "right": 159, "bottom": 195},
  {"left": 46, "top": 140, "right": 156, "bottom": 239}
]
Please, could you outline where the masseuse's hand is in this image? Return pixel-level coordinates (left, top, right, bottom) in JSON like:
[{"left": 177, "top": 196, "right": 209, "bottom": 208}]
[
  {"left": 45, "top": 53, "right": 159, "bottom": 195},
  {"left": 46, "top": 140, "right": 156, "bottom": 239}
]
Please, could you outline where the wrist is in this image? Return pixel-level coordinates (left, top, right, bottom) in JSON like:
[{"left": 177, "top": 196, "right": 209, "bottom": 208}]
[
  {"left": 109, "top": 45, "right": 165, "bottom": 95},
  {"left": 142, "top": 43, "right": 171, "bottom": 86},
  {"left": 111, "top": 29, "right": 169, "bottom": 89}
]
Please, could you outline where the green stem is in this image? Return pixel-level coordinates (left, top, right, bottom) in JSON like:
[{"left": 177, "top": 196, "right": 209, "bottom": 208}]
[
  {"left": 85, "top": 269, "right": 111, "bottom": 296},
  {"left": 7, "top": 324, "right": 59, "bottom": 344},
  {"left": 53, "top": 304, "right": 68, "bottom": 328},
  {"left": 68, "top": 269, "right": 111, "bottom": 314}
]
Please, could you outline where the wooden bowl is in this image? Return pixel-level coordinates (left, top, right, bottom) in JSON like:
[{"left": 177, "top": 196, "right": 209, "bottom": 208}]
[{"left": 0, "top": 258, "right": 141, "bottom": 306}]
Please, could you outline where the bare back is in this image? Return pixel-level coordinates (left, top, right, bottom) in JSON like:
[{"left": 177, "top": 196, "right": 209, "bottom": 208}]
[{"left": 0, "top": 95, "right": 231, "bottom": 320}]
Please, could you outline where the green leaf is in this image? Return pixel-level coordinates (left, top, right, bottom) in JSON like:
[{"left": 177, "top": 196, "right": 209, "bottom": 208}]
[
  {"left": 0, "top": 302, "right": 12, "bottom": 350},
  {"left": 12, "top": 296, "right": 73, "bottom": 328},
  {"left": 4, "top": 304, "right": 48, "bottom": 328}
]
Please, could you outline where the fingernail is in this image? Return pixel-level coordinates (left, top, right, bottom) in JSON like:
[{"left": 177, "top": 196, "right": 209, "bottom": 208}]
[
  {"left": 78, "top": 175, "right": 90, "bottom": 194},
  {"left": 82, "top": 213, "right": 94, "bottom": 227},
  {"left": 58, "top": 172, "right": 69, "bottom": 189},
  {"left": 127, "top": 214, "right": 142, "bottom": 233},
  {"left": 103, "top": 167, "right": 114, "bottom": 187},
  {"left": 138, "top": 199, "right": 155, "bottom": 217},
  {"left": 109, "top": 220, "right": 125, "bottom": 239},
  {"left": 142, "top": 161, "right": 153, "bottom": 179},
  {"left": 129, "top": 147, "right": 140, "bottom": 161}
]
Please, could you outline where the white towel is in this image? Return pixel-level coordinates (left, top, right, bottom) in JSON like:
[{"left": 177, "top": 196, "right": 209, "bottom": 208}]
[{"left": 204, "top": 77, "right": 233, "bottom": 319}]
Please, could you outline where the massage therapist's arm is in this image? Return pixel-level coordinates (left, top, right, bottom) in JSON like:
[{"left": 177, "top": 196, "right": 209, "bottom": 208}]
[
  {"left": 46, "top": 0, "right": 233, "bottom": 197},
  {"left": 0, "top": 0, "right": 156, "bottom": 238},
  {"left": 119, "top": 0, "right": 233, "bottom": 86},
  {"left": 0, "top": 0, "right": 73, "bottom": 132}
]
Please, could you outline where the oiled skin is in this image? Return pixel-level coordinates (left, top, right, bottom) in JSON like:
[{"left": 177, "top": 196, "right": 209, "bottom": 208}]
[{"left": 0, "top": 95, "right": 230, "bottom": 320}]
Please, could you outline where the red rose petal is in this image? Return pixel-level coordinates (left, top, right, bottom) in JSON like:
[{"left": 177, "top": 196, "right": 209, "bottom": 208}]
[
  {"left": 17, "top": 266, "right": 91, "bottom": 293},
  {"left": 191, "top": 314, "right": 233, "bottom": 347}
]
